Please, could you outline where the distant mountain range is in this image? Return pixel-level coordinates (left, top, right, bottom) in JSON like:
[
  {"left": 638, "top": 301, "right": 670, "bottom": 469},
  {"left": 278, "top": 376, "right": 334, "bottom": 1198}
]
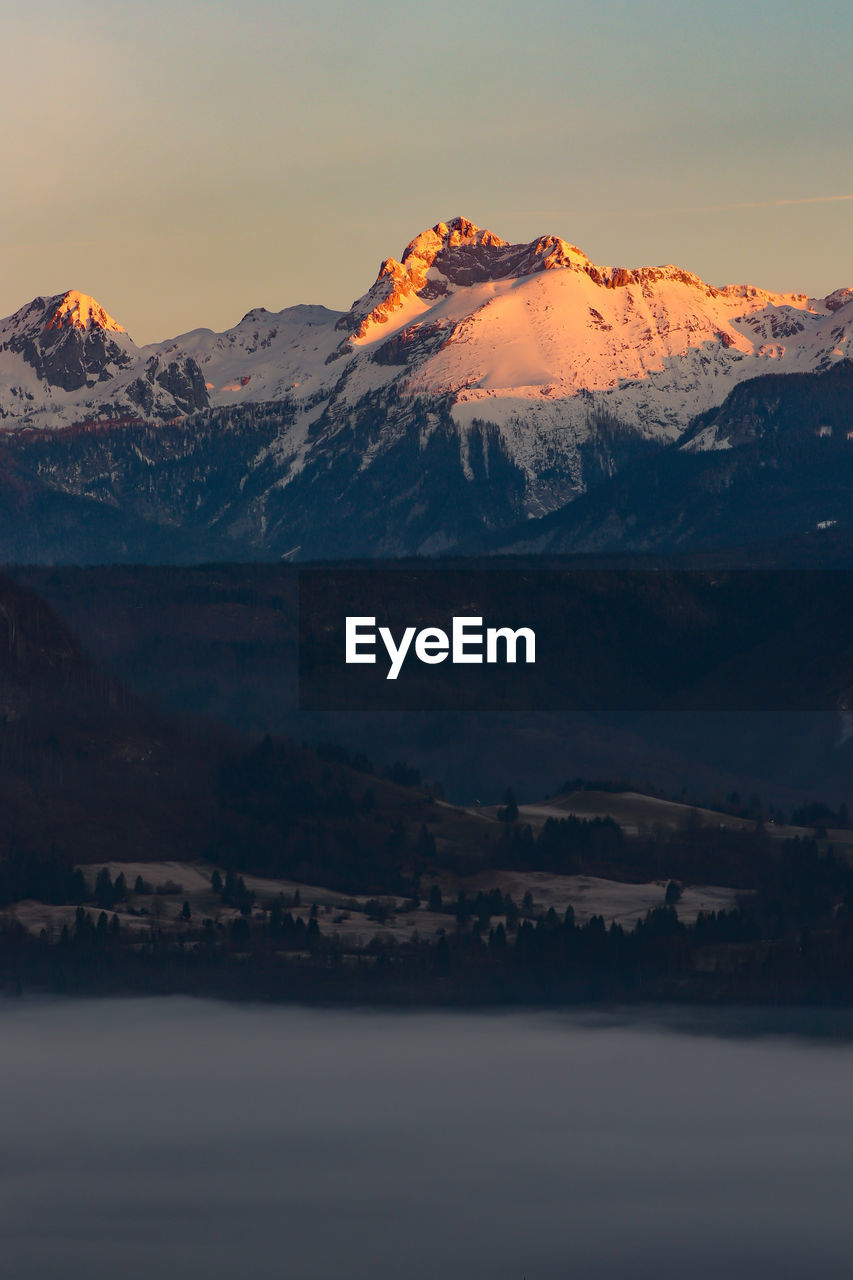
[{"left": 1, "top": 216, "right": 851, "bottom": 562}]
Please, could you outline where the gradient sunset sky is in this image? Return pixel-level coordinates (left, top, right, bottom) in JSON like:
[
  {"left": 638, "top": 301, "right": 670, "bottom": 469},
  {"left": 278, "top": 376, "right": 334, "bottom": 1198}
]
[{"left": 4, "top": 0, "right": 852, "bottom": 343}]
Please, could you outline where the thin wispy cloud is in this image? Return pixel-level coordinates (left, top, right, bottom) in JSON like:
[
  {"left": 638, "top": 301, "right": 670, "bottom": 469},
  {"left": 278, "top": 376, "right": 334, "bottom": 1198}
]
[
  {"left": 513, "top": 195, "right": 853, "bottom": 219},
  {"left": 699, "top": 193, "right": 853, "bottom": 212}
]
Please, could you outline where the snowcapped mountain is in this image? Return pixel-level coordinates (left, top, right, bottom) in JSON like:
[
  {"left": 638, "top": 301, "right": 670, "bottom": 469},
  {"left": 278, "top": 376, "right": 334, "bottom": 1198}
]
[
  {"left": 0, "top": 290, "right": 208, "bottom": 426},
  {"left": 146, "top": 216, "right": 853, "bottom": 512},
  {"left": 0, "top": 217, "right": 851, "bottom": 560}
]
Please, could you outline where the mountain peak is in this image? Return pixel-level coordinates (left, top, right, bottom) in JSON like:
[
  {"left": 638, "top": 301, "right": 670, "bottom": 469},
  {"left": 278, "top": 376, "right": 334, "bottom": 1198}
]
[
  {"left": 338, "top": 217, "right": 604, "bottom": 343},
  {"left": 44, "top": 291, "right": 126, "bottom": 334},
  {"left": 0, "top": 290, "right": 136, "bottom": 398},
  {"left": 0, "top": 291, "right": 128, "bottom": 347},
  {"left": 400, "top": 215, "right": 509, "bottom": 264}
]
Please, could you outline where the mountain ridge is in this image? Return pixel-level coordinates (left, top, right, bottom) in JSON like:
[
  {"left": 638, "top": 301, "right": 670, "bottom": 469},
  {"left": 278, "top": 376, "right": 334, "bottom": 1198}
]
[
  {"left": 0, "top": 217, "right": 851, "bottom": 561},
  {"left": 2, "top": 216, "right": 849, "bottom": 435}
]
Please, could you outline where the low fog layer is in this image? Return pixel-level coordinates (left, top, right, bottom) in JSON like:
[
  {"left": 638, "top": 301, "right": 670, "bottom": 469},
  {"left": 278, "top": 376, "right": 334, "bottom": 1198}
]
[{"left": 3, "top": 999, "right": 853, "bottom": 1279}]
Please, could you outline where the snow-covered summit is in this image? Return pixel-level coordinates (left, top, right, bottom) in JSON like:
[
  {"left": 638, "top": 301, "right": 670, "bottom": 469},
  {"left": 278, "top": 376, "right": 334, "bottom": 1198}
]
[
  {"left": 44, "top": 290, "right": 127, "bottom": 334},
  {"left": 336, "top": 216, "right": 597, "bottom": 343},
  {"left": 152, "top": 303, "right": 343, "bottom": 403},
  {"left": 0, "top": 290, "right": 129, "bottom": 345},
  {"left": 0, "top": 289, "right": 206, "bottom": 423}
]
